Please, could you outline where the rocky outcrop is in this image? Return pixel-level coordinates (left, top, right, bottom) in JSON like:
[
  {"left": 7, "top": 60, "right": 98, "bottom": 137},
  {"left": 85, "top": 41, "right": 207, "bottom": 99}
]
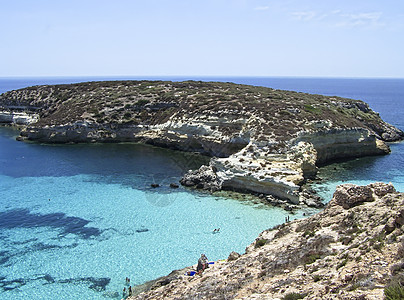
[
  {"left": 180, "top": 165, "right": 222, "bottom": 191},
  {"left": 131, "top": 183, "right": 404, "bottom": 299},
  {"left": 181, "top": 128, "right": 390, "bottom": 204},
  {"left": 1, "top": 80, "right": 403, "bottom": 203},
  {"left": 295, "top": 127, "right": 389, "bottom": 164},
  {"left": 0, "top": 111, "right": 38, "bottom": 125}
]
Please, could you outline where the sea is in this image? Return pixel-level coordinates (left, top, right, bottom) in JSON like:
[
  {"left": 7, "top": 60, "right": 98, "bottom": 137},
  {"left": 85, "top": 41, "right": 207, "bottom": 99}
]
[{"left": 0, "top": 76, "right": 403, "bottom": 299}]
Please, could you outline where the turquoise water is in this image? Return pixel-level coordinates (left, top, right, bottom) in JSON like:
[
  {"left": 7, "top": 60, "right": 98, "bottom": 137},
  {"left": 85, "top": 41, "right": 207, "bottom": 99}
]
[
  {"left": 310, "top": 141, "right": 404, "bottom": 201},
  {"left": 0, "top": 77, "right": 403, "bottom": 299},
  {"left": 0, "top": 126, "right": 302, "bottom": 300}
]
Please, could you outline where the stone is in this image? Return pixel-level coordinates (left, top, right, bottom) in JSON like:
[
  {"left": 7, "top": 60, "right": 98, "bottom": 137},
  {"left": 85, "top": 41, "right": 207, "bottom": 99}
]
[
  {"left": 369, "top": 182, "right": 396, "bottom": 197},
  {"left": 395, "top": 209, "right": 404, "bottom": 226},
  {"left": 332, "top": 184, "right": 374, "bottom": 209},
  {"left": 169, "top": 183, "right": 179, "bottom": 188},
  {"left": 228, "top": 251, "right": 241, "bottom": 261},
  {"left": 180, "top": 165, "right": 222, "bottom": 192}
]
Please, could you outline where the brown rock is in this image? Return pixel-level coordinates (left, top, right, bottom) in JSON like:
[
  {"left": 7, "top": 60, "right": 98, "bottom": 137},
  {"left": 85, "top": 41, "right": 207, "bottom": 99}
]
[
  {"left": 395, "top": 209, "right": 404, "bottom": 227},
  {"left": 228, "top": 251, "right": 241, "bottom": 261},
  {"left": 369, "top": 182, "right": 396, "bottom": 197},
  {"left": 332, "top": 184, "right": 374, "bottom": 209}
]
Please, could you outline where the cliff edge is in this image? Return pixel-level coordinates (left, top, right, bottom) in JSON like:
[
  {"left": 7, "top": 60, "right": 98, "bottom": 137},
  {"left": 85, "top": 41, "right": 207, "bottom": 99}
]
[
  {"left": 0, "top": 80, "right": 403, "bottom": 203},
  {"left": 131, "top": 182, "right": 404, "bottom": 300}
]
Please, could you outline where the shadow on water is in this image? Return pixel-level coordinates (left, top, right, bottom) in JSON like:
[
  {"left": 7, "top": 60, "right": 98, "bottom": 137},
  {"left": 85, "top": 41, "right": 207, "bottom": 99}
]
[
  {"left": 0, "top": 127, "right": 209, "bottom": 189},
  {"left": 0, "top": 208, "right": 102, "bottom": 239},
  {"left": 0, "top": 274, "right": 111, "bottom": 293},
  {"left": 316, "top": 142, "right": 404, "bottom": 185}
]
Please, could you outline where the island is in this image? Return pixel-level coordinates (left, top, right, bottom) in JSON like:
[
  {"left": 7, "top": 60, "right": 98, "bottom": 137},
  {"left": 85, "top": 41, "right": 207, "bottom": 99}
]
[{"left": 0, "top": 80, "right": 402, "bottom": 207}]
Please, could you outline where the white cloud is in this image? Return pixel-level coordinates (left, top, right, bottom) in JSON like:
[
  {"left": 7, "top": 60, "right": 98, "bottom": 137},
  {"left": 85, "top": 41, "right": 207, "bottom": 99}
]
[
  {"left": 336, "top": 12, "right": 384, "bottom": 28},
  {"left": 291, "top": 11, "right": 316, "bottom": 21},
  {"left": 290, "top": 10, "right": 385, "bottom": 29},
  {"left": 254, "top": 6, "right": 269, "bottom": 11}
]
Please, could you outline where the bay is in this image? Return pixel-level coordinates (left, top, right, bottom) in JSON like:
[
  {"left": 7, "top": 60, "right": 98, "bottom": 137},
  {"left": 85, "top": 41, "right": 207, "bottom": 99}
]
[{"left": 0, "top": 76, "right": 403, "bottom": 299}]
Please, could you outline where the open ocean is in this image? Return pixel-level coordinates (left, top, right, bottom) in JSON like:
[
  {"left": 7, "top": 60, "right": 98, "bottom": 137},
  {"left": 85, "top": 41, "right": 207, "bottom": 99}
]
[{"left": 0, "top": 77, "right": 403, "bottom": 299}]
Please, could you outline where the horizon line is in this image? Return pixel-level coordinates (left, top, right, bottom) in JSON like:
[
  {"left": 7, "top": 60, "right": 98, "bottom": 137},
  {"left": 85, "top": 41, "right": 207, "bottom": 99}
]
[{"left": 1, "top": 75, "right": 404, "bottom": 80}]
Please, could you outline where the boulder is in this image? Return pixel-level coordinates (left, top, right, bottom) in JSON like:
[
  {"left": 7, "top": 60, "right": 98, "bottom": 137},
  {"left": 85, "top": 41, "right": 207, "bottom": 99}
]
[
  {"left": 227, "top": 251, "right": 241, "bottom": 261},
  {"left": 368, "top": 182, "right": 396, "bottom": 197},
  {"left": 180, "top": 165, "right": 222, "bottom": 192},
  {"left": 332, "top": 184, "right": 374, "bottom": 209}
]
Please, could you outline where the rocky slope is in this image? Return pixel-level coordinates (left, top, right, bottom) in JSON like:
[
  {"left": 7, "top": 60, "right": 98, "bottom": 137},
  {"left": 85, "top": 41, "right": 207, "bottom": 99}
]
[
  {"left": 0, "top": 80, "right": 403, "bottom": 203},
  {"left": 131, "top": 182, "right": 404, "bottom": 300}
]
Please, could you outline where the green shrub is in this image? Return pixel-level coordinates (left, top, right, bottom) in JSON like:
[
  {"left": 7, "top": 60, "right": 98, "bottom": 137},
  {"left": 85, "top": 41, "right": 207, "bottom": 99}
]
[
  {"left": 303, "top": 230, "right": 315, "bottom": 238},
  {"left": 336, "top": 258, "right": 348, "bottom": 269},
  {"left": 304, "top": 104, "right": 321, "bottom": 114},
  {"left": 135, "top": 99, "right": 150, "bottom": 106},
  {"left": 255, "top": 239, "right": 267, "bottom": 248},
  {"left": 305, "top": 254, "right": 321, "bottom": 265},
  {"left": 282, "top": 292, "right": 306, "bottom": 300},
  {"left": 384, "top": 284, "right": 404, "bottom": 300}
]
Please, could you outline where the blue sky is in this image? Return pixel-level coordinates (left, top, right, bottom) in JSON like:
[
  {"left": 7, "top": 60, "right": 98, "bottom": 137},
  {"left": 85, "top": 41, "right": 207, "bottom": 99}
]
[{"left": 0, "top": 0, "right": 403, "bottom": 78}]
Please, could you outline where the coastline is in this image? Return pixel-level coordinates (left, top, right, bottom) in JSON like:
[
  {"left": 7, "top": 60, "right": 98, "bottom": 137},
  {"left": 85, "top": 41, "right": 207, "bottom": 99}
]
[
  {"left": 130, "top": 182, "right": 404, "bottom": 299},
  {"left": 1, "top": 80, "right": 403, "bottom": 208},
  {"left": 0, "top": 78, "right": 404, "bottom": 298}
]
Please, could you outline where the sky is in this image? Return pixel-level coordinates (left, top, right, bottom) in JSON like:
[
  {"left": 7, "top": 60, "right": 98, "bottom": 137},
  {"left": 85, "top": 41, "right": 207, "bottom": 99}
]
[{"left": 0, "top": 0, "right": 403, "bottom": 78}]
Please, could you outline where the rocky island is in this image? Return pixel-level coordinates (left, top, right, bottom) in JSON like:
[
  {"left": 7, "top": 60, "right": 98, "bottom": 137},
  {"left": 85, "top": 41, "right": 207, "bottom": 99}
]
[{"left": 0, "top": 80, "right": 402, "bottom": 206}]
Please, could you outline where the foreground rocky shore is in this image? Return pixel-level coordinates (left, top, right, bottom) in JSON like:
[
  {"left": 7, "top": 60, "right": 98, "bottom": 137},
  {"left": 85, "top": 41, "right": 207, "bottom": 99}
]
[
  {"left": 131, "top": 182, "right": 404, "bottom": 299},
  {"left": 0, "top": 80, "right": 403, "bottom": 205}
]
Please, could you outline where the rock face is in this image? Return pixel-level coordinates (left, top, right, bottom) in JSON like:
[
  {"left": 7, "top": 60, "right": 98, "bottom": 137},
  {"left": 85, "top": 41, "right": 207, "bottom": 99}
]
[
  {"left": 180, "top": 165, "right": 221, "bottom": 192},
  {"left": 131, "top": 183, "right": 404, "bottom": 300},
  {"left": 0, "top": 80, "right": 403, "bottom": 203},
  {"left": 0, "top": 111, "right": 38, "bottom": 125}
]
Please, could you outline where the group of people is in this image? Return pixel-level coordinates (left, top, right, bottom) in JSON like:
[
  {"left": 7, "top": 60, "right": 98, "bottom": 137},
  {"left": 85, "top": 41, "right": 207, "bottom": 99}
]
[
  {"left": 122, "top": 277, "right": 132, "bottom": 299},
  {"left": 212, "top": 228, "right": 220, "bottom": 233}
]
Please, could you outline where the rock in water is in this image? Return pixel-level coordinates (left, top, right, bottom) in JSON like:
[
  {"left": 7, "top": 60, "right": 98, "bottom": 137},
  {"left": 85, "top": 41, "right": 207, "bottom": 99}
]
[{"left": 180, "top": 165, "right": 221, "bottom": 192}]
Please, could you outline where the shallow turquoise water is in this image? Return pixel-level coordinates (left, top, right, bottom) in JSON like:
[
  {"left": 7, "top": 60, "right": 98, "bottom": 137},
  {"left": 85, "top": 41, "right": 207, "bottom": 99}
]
[
  {"left": 311, "top": 142, "right": 404, "bottom": 201},
  {"left": 0, "top": 127, "right": 305, "bottom": 299}
]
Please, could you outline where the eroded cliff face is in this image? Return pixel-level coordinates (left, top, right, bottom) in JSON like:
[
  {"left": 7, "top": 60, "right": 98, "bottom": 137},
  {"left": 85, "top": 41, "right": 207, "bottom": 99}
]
[
  {"left": 0, "top": 111, "right": 39, "bottom": 125},
  {"left": 1, "top": 80, "right": 403, "bottom": 202},
  {"left": 182, "top": 127, "right": 391, "bottom": 204},
  {"left": 131, "top": 183, "right": 404, "bottom": 300}
]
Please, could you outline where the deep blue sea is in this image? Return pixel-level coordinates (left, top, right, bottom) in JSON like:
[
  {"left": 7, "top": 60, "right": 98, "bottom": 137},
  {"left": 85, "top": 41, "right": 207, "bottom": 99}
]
[{"left": 0, "top": 76, "right": 403, "bottom": 299}]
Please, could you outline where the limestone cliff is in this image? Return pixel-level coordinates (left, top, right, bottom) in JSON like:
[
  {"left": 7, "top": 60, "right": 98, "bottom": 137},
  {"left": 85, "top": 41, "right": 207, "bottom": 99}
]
[
  {"left": 0, "top": 80, "right": 403, "bottom": 202},
  {"left": 131, "top": 183, "right": 404, "bottom": 300}
]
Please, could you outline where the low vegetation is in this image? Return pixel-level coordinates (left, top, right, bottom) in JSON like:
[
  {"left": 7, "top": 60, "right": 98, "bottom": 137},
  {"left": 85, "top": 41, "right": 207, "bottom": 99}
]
[{"left": 0, "top": 80, "right": 391, "bottom": 143}]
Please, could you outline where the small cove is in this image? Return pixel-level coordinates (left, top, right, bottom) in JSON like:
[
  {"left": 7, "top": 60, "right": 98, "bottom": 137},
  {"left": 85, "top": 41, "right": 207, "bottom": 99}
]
[{"left": 0, "top": 126, "right": 307, "bottom": 300}]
